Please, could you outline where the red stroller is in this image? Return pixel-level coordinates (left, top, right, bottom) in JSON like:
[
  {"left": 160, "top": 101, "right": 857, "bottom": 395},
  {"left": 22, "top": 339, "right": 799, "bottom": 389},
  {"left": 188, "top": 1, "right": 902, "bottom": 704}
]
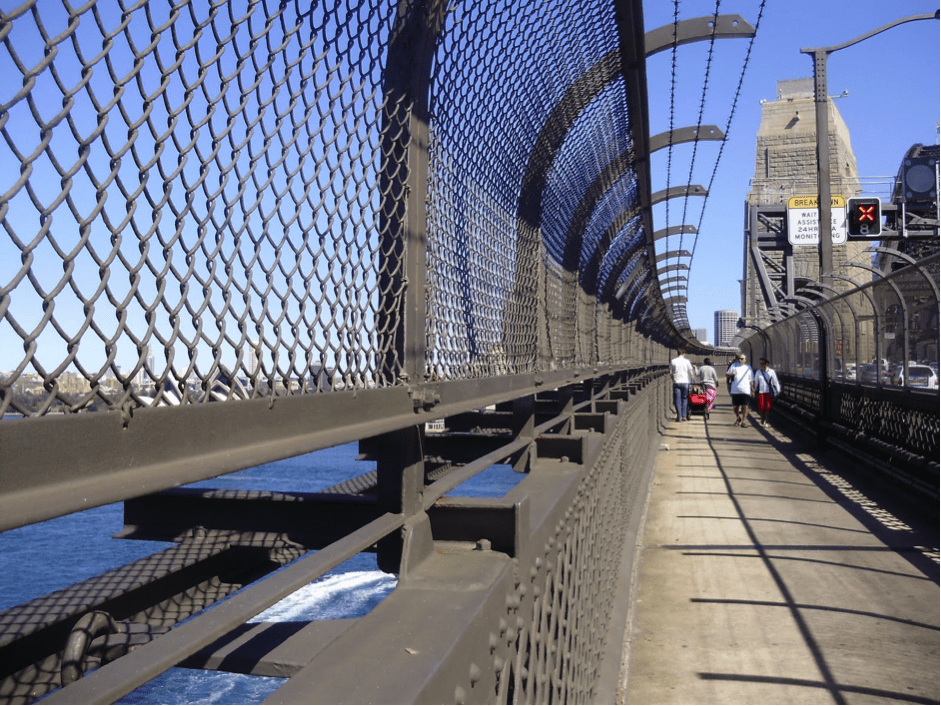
[{"left": 688, "top": 383, "right": 709, "bottom": 420}]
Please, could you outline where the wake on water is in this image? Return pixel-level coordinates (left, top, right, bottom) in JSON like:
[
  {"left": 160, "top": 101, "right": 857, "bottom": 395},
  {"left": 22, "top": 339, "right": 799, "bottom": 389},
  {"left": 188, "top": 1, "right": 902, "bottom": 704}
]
[
  {"left": 249, "top": 569, "right": 398, "bottom": 623},
  {"left": 120, "top": 565, "right": 397, "bottom": 705},
  {"left": 1, "top": 443, "right": 521, "bottom": 703}
]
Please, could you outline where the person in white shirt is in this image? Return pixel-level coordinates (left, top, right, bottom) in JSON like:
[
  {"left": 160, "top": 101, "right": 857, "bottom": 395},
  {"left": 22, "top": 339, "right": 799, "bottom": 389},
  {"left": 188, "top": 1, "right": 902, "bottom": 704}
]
[
  {"left": 670, "top": 351, "right": 697, "bottom": 422},
  {"left": 725, "top": 353, "right": 754, "bottom": 426}
]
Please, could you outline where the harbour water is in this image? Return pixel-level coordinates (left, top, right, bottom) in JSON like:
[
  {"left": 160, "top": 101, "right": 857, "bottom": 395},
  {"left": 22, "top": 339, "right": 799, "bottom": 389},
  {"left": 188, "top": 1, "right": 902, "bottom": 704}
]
[{"left": 0, "top": 441, "right": 522, "bottom": 704}]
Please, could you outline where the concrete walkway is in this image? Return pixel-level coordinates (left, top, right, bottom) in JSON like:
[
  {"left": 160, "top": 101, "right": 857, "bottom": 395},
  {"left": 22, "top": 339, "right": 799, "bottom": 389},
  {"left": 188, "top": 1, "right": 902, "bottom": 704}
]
[{"left": 619, "top": 391, "right": 939, "bottom": 705}]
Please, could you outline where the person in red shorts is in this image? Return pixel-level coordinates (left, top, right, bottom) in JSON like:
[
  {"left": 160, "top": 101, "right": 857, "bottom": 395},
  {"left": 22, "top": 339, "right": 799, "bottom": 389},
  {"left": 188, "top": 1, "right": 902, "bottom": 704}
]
[{"left": 754, "top": 357, "right": 780, "bottom": 427}]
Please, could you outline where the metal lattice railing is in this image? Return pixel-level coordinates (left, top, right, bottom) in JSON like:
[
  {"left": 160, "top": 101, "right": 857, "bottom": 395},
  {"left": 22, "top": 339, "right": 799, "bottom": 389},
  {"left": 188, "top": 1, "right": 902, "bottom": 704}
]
[
  {"left": 0, "top": 370, "right": 672, "bottom": 704},
  {"left": 0, "top": 0, "right": 675, "bottom": 419},
  {"left": 742, "top": 253, "right": 940, "bottom": 480},
  {"left": 1, "top": 0, "right": 404, "bottom": 415}
]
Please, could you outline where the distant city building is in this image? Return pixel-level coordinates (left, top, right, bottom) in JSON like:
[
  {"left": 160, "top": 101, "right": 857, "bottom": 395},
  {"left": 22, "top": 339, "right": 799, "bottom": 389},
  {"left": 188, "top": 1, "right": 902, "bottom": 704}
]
[
  {"left": 714, "top": 310, "right": 738, "bottom": 348},
  {"left": 693, "top": 328, "right": 708, "bottom": 344},
  {"left": 248, "top": 341, "right": 260, "bottom": 377},
  {"left": 138, "top": 344, "right": 154, "bottom": 385}
]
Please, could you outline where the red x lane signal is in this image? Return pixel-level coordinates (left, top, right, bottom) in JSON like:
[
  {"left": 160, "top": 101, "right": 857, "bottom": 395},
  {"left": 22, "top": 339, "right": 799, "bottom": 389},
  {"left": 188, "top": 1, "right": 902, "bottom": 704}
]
[{"left": 847, "top": 198, "right": 881, "bottom": 237}]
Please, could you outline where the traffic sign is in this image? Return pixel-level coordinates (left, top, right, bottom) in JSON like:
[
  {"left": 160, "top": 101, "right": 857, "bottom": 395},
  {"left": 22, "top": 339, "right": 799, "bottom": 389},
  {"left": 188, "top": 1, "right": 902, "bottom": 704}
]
[
  {"left": 847, "top": 197, "right": 882, "bottom": 237},
  {"left": 786, "top": 195, "right": 847, "bottom": 246}
]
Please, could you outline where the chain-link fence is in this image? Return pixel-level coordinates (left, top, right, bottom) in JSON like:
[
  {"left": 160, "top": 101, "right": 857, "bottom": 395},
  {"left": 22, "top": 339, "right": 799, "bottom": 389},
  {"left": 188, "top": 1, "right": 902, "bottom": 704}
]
[
  {"left": 746, "top": 255, "right": 939, "bottom": 385},
  {"left": 1, "top": 0, "right": 406, "bottom": 414},
  {"left": 741, "top": 252, "right": 939, "bottom": 470},
  {"left": 1, "top": 0, "right": 676, "bottom": 420}
]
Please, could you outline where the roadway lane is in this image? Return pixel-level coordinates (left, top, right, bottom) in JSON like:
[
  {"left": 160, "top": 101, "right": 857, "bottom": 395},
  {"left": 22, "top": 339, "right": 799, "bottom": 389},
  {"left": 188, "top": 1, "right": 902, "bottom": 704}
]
[{"left": 620, "top": 389, "right": 939, "bottom": 705}]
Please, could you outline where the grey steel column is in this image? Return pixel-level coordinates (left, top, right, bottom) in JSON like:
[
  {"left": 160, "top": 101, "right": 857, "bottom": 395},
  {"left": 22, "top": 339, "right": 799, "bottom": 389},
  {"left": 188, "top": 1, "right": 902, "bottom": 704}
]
[
  {"left": 806, "top": 52, "right": 834, "bottom": 415},
  {"left": 376, "top": 0, "right": 448, "bottom": 575},
  {"left": 809, "top": 49, "right": 834, "bottom": 287},
  {"left": 380, "top": 0, "right": 447, "bottom": 384}
]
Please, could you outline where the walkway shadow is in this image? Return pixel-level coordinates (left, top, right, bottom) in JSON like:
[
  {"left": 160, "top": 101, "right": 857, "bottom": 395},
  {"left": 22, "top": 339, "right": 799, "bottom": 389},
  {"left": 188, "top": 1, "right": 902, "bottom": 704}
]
[
  {"left": 693, "top": 420, "right": 939, "bottom": 705},
  {"left": 744, "top": 421, "right": 939, "bottom": 584}
]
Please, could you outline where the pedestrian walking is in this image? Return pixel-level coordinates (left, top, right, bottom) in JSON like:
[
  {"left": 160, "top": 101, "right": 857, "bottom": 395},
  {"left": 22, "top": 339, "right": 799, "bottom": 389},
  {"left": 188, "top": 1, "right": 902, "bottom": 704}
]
[
  {"left": 755, "top": 357, "right": 780, "bottom": 426},
  {"left": 670, "top": 350, "right": 697, "bottom": 422},
  {"left": 698, "top": 357, "right": 719, "bottom": 412},
  {"left": 726, "top": 353, "right": 754, "bottom": 426}
]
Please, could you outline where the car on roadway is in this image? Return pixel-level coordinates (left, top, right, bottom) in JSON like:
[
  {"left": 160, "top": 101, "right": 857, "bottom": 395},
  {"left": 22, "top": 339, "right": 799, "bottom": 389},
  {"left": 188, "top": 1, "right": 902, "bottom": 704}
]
[
  {"left": 858, "top": 364, "right": 880, "bottom": 385},
  {"left": 892, "top": 365, "right": 939, "bottom": 389},
  {"left": 843, "top": 363, "right": 856, "bottom": 381}
]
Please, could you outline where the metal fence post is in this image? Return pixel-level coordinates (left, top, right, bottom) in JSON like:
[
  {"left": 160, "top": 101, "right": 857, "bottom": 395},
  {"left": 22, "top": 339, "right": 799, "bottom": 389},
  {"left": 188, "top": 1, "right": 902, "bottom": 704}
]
[
  {"left": 379, "top": 0, "right": 447, "bottom": 385},
  {"left": 375, "top": 0, "right": 448, "bottom": 574}
]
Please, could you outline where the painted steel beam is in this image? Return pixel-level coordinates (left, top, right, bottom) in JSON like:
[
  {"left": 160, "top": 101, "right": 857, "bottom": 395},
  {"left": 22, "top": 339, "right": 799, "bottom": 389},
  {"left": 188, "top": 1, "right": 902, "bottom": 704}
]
[
  {"left": 663, "top": 296, "right": 688, "bottom": 306},
  {"left": 645, "top": 15, "right": 756, "bottom": 56},
  {"left": 651, "top": 184, "right": 707, "bottom": 205},
  {"left": 123, "top": 488, "right": 523, "bottom": 558},
  {"left": 0, "top": 368, "right": 631, "bottom": 532},
  {"left": 660, "top": 286, "right": 687, "bottom": 298},
  {"left": 614, "top": 255, "right": 650, "bottom": 299},
  {"left": 655, "top": 249, "right": 692, "bottom": 262},
  {"left": 659, "top": 275, "right": 688, "bottom": 287},
  {"left": 656, "top": 263, "right": 690, "bottom": 274},
  {"left": 653, "top": 224, "right": 697, "bottom": 241},
  {"left": 122, "top": 489, "right": 385, "bottom": 546},
  {"left": 649, "top": 125, "right": 724, "bottom": 153}
]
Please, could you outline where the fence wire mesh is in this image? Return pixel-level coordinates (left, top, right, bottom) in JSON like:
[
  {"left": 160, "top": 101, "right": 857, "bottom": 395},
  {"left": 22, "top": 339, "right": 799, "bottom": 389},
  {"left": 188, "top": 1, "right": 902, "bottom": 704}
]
[
  {"left": 425, "top": 0, "right": 642, "bottom": 379},
  {"left": 1, "top": 0, "right": 660, "bottom": 418},
  {"left": 743, "top": 254, "right": 939, "bottom": 462},
  {"left": 1, "top": 0, "right": 405, "bottom": 416}
]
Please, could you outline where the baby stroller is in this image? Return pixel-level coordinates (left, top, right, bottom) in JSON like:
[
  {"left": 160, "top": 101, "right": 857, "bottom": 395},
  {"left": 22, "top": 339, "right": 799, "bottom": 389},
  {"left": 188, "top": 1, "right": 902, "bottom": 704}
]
[{"left": 688, "top": 383, "right": 709, "bottom": 420}]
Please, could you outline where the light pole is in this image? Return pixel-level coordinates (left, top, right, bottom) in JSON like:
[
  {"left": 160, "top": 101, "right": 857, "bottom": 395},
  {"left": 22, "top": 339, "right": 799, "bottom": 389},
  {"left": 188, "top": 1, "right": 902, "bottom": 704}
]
[{"left": 801, "top": 11, "right": 939, "bottom": 287}]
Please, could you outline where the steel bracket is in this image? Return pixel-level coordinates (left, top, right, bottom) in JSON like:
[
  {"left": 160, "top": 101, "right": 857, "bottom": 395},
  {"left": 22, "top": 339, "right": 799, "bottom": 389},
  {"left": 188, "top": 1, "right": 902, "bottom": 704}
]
[{"left": 409, "top": 385, "right": 441, "bottom": 412}]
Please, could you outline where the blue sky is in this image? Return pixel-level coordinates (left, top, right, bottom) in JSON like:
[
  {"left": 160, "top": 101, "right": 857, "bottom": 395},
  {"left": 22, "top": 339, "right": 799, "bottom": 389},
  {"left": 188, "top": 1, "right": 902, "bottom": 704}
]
[{"left": 641, "top": 0, "right": 940, "bottom": 344}]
